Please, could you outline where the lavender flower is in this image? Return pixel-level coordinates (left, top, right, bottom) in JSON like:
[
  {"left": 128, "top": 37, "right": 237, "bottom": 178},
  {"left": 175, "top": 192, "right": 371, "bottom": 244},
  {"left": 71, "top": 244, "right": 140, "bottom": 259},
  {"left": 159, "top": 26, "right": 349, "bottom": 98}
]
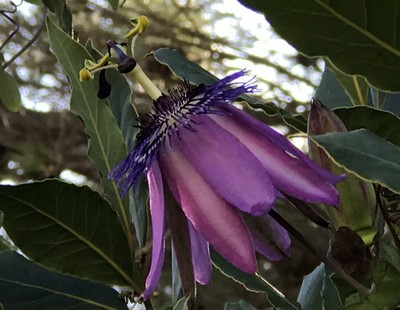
[{"left": 109, "top": 71, "right": 343, "bottom": 299}]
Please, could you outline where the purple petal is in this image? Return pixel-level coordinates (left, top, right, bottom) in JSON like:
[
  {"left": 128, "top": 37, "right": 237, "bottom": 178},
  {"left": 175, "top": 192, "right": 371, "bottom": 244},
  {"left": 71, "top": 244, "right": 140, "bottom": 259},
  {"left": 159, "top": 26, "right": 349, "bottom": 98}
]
[
  {"left": 141, "top": 160, "right": 165, "bottom": 300},
  {"left": 221, "top": 105, "right": 345, "bottom": 183},
  {"left": 159, "top": 143, "right": 257, "bottom": 274},
  {"left": 246, "top": 213, "right": 291, "bottom": 261},
  {"left": 174, "top": 114, "right": 275, "bottom": 216},
  {"left": 188, "top": 221, "right": 212, "bottom": 285},
  {"left": 210, "top": 107, "right": 342, "bottom": 205}
]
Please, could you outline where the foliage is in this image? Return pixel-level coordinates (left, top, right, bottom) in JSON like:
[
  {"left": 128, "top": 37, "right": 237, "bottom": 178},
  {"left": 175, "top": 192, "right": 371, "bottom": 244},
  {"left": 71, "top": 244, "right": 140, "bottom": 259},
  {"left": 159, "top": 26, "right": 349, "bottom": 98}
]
[{"left": 0, "top": 0, "right": 400, "bottom": 309}]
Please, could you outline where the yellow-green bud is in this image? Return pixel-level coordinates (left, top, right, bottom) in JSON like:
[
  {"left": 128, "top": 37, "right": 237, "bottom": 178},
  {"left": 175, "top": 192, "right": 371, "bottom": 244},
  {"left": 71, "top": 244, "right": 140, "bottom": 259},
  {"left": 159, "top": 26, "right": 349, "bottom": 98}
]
[{"left": 308, "top": 100, "right": 376, "bottom": 245}]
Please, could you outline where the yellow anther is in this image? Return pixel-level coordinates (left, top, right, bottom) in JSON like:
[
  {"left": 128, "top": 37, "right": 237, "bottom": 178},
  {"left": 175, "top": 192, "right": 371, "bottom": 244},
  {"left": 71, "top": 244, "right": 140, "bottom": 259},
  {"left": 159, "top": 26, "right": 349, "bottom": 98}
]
[
  {"left": 79, "top": 68, "right": 93, "bottom": 81},
  {"left": 125, "top": 15, "right": 149, "bottom": 40}
]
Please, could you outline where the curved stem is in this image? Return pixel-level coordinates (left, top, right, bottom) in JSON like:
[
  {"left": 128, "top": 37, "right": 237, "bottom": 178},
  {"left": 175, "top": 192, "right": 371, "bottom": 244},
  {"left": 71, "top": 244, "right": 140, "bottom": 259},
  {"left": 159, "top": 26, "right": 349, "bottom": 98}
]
[
  {"left": 3, "top": 7, "right": 47, "bottom": 69},
  {"left": 269, "top": 210, "right": 371, "bottom": 296}
]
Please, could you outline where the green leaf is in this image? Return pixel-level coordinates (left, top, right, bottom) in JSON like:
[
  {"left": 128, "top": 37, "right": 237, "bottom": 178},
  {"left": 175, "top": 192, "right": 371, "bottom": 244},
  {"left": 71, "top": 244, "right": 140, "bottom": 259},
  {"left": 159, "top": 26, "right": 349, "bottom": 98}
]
[
  {"left": 334, "top": 106, "right": 400, "bottom": 147},
  {"left": 0, "top": 180, "right": 141, "bottom": 291},
  {"left": 315, "top": 66, "right": 353, "bottom": 109},
  {"left": 211, "top": 250, "right": 300, "bottom": 310},
  {"left": 224, "top": 300, "right": 256, "bottom": 310},
  {"left": 172, "top": 296, "right": 191, "bottom": 310},
  {"left": 46, "top": 17, "right": 135, "bottom": 254},
  {"left": 104, "top": 65, "right": 148, "bottom": 249},
  {"left": 347, "top": 260, "right": 400, "bottom": 310},
  {"left": 84, "top": 39, "right": 148, "bottom": 249},
  {"left": 239, "top": 0, "right": 400, "bottom": 91},
  {"left": 43, "top": 0, "right": 72, "bottom": 34},
  {"left": 326, "top": 62, "right": 371, "bottom": 106},
  {"left": 24, "top": 0, "right": 43, "bottom": 5},
  {"left": 312, "top": 129, "right": 400, "bottom": 194},
  {"left": 369, "top": 88, "right": 400, "bottom": 116},
  {"left": 152, "top": 48, "right": 306, "bottom": 132},
  {"left": 0, "top": 250, "right": 128, "bottom": 310},
  {"left": 297, "top": 264, "right": 324, "bottom": 310},
  {"left": 0, "top": 66, "right": 21, "bottom": 112},
  {"left": 381, "top": 243, "right": 400, "bottom": 273},
  {"left": 107, "top": 0, "right": 119, "bottom": 10}
]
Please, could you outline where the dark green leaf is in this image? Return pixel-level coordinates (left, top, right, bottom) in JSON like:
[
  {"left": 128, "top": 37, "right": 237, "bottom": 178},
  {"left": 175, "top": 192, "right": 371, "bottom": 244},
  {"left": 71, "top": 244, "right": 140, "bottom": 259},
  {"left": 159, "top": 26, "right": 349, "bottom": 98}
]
[
  {"left": 43, "top": 0, "right": 72, "bottom": 34},
  {"left": 314, "top": 66, "right": 353, "bottom": 109},
  {"left": 312, "top": 129, "right": 400, "bottom": 194},
  {"left": 211, "top": 250, "right": 300, "bottom": 310},
  {"left": 0, "top": 180, "right": 140, "bottom": 290},
  {"left": 46, "top": 17, "right": 136, "bottom": 254},
  {"left": 325, "top": 62, "right": 370, "bottom": 106},
  {"left": 334, "top": 106, "right": 400, "bottom": 147},
  {"left": 0, "top": 66, "right": 21, "bottom": 112},
  {"left": 369, "top": 88, "right": 400, "bottom": 116},
  {"left": 0, "top": 250, "right": 127, "bottom": 310},
  {"left": 239, "top": 0, "right": 400, "bottom": 91},
  {"left": 107, "top": 0, "right": 119, "bottom": 10},
  {"left": 224, "top": 300, "right": 256, "bottom": 310},
  {"left": 24, "top": 0, "right": 43, "bottom": 5},
  {"left": 152, "top": 48, "right": 218, "bottom": 85},
  {"left": 152, "top": 48, "right": 306, "bottom": 132}
]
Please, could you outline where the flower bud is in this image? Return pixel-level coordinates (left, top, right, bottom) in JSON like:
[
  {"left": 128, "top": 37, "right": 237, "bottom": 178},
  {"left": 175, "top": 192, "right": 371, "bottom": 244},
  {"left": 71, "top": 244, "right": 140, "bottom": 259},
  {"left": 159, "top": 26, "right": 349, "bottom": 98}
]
[{"left": 308, "top": 99, "right": 376, "bottom": 244}]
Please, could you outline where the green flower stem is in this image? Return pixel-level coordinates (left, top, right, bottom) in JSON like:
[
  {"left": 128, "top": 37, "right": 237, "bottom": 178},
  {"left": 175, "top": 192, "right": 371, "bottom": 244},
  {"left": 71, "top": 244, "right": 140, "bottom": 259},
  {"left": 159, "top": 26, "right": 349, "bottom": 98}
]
[
  {"left": 128, "top": 65, "right": 162, "bottom": 101},
  {"left": 269, "top": 209, "right": 371, "bottom": 296}
]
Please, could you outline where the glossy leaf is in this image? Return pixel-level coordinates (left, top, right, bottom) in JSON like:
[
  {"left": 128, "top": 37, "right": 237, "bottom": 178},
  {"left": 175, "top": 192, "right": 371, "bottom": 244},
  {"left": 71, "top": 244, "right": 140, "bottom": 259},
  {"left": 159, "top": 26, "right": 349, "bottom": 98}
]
[
  {"left": 0, "top": 180, "right": 141, "bottom": 290},
  {"left": 239, "top": 0, "right": 400, "bottom": 91},
  {"left": 334, "top": 106, "right": 400, "bottom": 147},
  {"left": 312, "top": 129, "right": 400, "bottom": 194},
  {"left": 0, "top": 66, "right": 21, "bottom": 112},
  {"left": 224, "top": 300, "right": 256, "bottom": 310},
  {"left": 0, "top": 250, "right": 127, "bottom": 310},
  {"left": 152, "top": 47, "right": 307, "bottom": 132},
  {"left": 211, "top": 250, "right": 300, "bottom": 310},
  {"left": 46, "top": 17, "right": 135, "bottom": 252}
]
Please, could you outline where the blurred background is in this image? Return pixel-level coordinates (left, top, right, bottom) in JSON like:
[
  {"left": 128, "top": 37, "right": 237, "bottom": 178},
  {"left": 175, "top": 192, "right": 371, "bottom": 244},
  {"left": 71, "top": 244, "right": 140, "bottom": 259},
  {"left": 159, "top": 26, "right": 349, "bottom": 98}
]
[{"left": 0, "top": 0, "right": 329, "bottom": 308}]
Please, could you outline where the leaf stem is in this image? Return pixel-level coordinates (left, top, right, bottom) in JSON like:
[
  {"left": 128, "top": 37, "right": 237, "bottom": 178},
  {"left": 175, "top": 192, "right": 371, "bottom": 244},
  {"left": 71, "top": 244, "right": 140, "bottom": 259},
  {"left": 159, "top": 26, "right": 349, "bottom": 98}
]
[{"left": 269, "top": 210, "right": 371, "bottom": 296}]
